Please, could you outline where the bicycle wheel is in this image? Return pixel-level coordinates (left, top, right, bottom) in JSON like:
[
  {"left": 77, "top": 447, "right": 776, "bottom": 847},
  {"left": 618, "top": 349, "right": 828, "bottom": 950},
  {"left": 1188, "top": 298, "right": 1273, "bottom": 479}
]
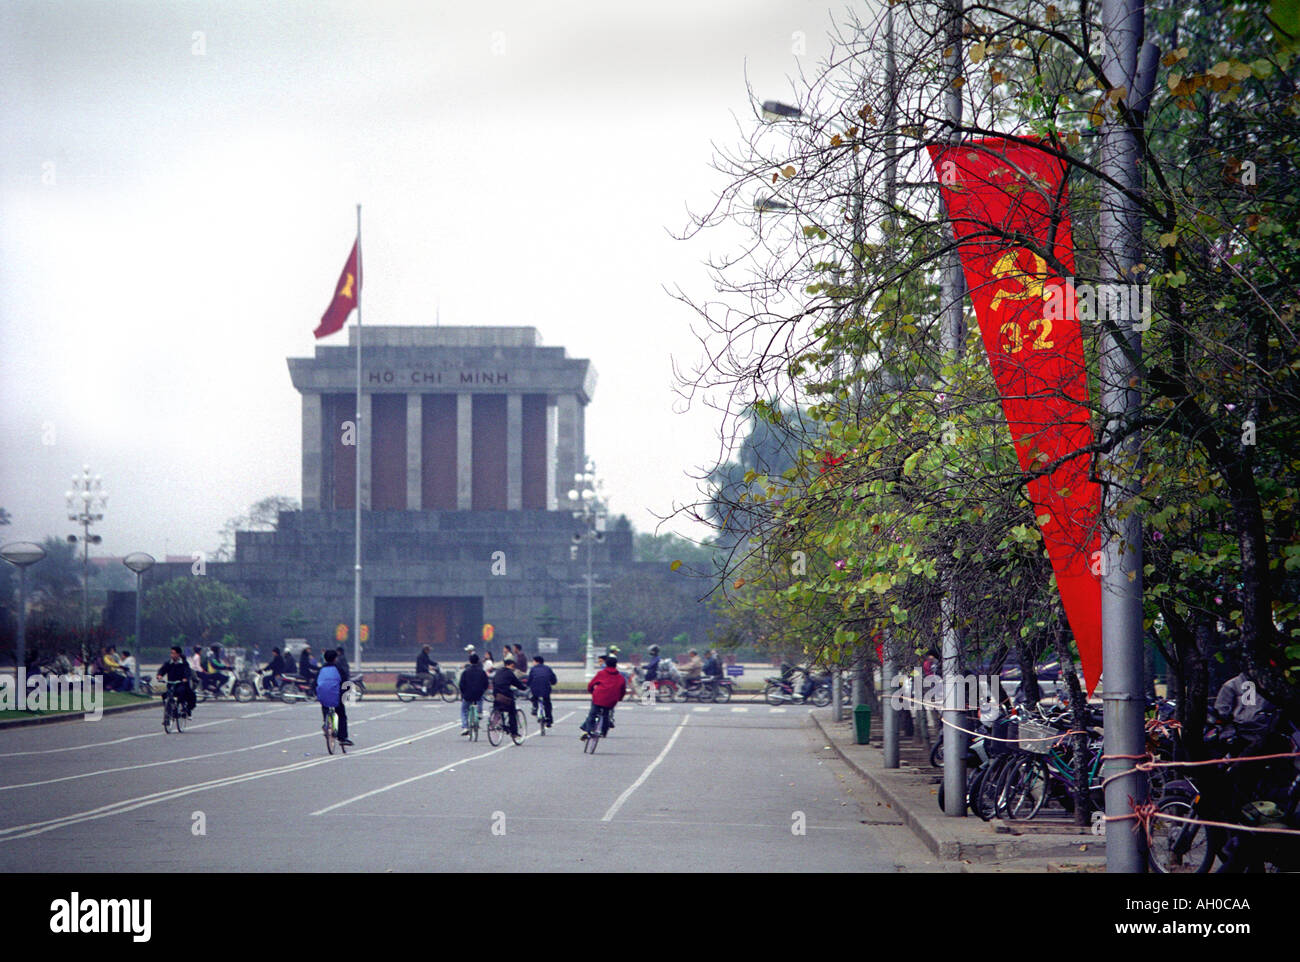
[
  {"left": 584, "top": 718, "right": 601, "bottom": 754},
  {"left": 487, "top": 709, "right": 504, "bottom": 746},
  {"left": 930, "top": 740, "right": 944, "bottom": 768},
  {"left": 468, "top": 704, "right": 480, "bottom": 741},
  {"left": 1147, "top": 796, "right": 1216, "bottom": 873},
  {"left": 162, "top": 699, "right": 173, "bottom": 733},
  {"left": 974, "top": 755, "right": 1012, "bottom": 821},
  {"left": 324, "top": 711, "right": 336, "bottom": 754},
  {"left": 1004, "top": 755, "right": 1049, "bottom": 821},
  {"left": 511, "top": 709, "right": 525, "bottom": 745},
  {"left": 537, "top": 704, "right": 547, "bottom": 735}
]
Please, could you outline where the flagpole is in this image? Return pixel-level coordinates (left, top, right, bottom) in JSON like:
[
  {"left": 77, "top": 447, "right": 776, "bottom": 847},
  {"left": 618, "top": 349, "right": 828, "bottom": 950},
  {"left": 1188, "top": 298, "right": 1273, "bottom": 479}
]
[{"left": 354, "top": 203, "right": 363, "bottom": 674}]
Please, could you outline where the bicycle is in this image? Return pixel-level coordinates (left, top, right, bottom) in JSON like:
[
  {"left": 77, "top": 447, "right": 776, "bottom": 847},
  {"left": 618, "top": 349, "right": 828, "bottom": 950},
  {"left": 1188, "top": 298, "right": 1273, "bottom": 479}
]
[
  {"left": 535, "top": 696, "right": 549, "bottom": 736},
  {"left": 487, "top": 702, "right": 526, "bottom": 746},
  {"left": 323, "top": 705, "right": 346, "bottom": 754},
  {"left": 466, "top": 701, "right": 481, "bottom": 742},
  {"left": 162, "top": 683, "right": 187, "bottom": 734},
  {"left": 583, "top": 705, "right": 611, "bottom": 754}
]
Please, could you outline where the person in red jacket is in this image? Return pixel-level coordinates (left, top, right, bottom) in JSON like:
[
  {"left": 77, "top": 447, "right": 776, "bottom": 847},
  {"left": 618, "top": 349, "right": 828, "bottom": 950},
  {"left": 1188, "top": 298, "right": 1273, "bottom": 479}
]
[{"left": 580, "top": 655, "right": 627, "bottom": 741}]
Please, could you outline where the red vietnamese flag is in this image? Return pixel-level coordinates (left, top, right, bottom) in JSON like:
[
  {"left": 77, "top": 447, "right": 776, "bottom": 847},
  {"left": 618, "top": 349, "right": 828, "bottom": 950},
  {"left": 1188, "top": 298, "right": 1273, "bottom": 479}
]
[
  {"left": 926, "top": 137, "right": 1102, "bottom": 694},
  {"left": 314, "top": 239, "right": 360, "bottom": 339}
]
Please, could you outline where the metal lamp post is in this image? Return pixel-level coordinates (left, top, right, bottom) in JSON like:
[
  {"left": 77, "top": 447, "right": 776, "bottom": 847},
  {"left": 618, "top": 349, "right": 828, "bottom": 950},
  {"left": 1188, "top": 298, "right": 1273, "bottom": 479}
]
[
  {"left": 568, "top": 459, "right": 605, "bottom": 677},
  {"left": 66, "top": 465, "right": 107, "bottom": 661},
  {"left": 1, "top": 541, "right": 46, "bottom": 671},
  {"left": 122, "top": 552, "right": 155, "bottom": 658}
]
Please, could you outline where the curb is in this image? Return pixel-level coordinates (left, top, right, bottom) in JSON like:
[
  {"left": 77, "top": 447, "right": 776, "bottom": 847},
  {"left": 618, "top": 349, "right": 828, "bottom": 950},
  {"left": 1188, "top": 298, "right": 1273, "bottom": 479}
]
[
  {"left": 810, "top": 710, "right": 1104, "bottom": 866},
  {"left": 0, "top": 698, "right": 158, "bottom": 731}
]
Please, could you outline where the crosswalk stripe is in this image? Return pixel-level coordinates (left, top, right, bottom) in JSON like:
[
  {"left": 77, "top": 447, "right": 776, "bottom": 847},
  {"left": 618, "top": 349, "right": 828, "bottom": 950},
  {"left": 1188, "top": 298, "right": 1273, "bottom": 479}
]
[
  {"left": 769, "top": 707, "right": 787, "bottom": 713},
  {"left": 692, "top": 706, "right": 712, "bottom": 712},
  {"left": 730, "top": 707, "right": 748, "bottom": 713}
]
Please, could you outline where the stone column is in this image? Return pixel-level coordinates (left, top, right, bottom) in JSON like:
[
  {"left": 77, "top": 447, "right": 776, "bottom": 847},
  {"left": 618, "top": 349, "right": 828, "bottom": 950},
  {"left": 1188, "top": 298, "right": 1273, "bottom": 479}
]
[
  {"left": 406, "top": 393, "right": 422, "bottom": 510},
  {"left": 301, "top": 392, "right": 322, "bottom": 510},
  {"left": 358, "top": 392, "right": 372, "bottom": 510},
  {"left": 456, "top": 393, "right": 473, "bottom": 510},
  {"left": 507, "top": 393, "right": 523, "bottom": 510},
  {"left": 556, "top": 393, "right": 580, "bottom": 502},
  {"left": 546, "top": 397, "right": 558, "bottom": 510}
]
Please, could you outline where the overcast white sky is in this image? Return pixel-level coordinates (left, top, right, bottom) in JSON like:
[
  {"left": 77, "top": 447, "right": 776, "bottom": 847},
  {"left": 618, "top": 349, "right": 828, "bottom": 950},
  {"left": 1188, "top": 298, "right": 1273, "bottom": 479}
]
[{"left": 0, "top": 0, "right": 864, "bottom": 560}]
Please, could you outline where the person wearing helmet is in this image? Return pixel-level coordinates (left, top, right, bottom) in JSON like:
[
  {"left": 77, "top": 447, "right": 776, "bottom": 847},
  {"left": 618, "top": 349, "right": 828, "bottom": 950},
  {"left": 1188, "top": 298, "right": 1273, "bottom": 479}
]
[{"left": 644, "top": 644, "right": 661, "bottom": 682}]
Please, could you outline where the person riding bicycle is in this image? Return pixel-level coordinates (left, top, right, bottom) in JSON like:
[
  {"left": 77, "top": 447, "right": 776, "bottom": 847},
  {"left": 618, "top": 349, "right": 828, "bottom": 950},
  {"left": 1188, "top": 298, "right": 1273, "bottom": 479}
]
[
  {"left": 316, "top": 649, "right": 353, "bottom": 746},
  {"left": 459, "top": 653, "right": 488, "bottom": 736},
  {"left": 491, "top": 656, "right": 528, "bottom": 739},
  {"left": 156, "top": 646, "right": 197, "bottom": 717},
  {"left": 527, "top": 655, "right": 558, "bottom": 728},
  {"left": 580, "top": 655, "right": 627, "bottom": 741}
]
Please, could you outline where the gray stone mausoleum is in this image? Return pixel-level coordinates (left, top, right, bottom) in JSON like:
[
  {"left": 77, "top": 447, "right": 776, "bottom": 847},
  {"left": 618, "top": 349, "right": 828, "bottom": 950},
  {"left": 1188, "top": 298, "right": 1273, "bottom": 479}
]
[{"left": 147, "top": 326, "right": 699, "bottom": 660}]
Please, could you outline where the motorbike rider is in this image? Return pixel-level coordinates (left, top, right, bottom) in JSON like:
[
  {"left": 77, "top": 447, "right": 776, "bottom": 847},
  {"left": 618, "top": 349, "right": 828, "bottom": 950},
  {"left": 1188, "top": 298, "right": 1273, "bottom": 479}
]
[
  {"left": 298, "top": 645, "right": 318, "bottom": 682},
  {"left": 415, "top": 644, "right": 438, "bottom": 694},
  {"left": 156, "top": 646, "right": 197, "bottom": 716},
  {"left": 491, "top": 656, "right": 528, "bottom": 739},
  {"left": 459, "top": 653, "right": 489, "bottom": 736},
  {"left": 206, "top": 644, "right": 234, "bottom": 695},
  {"left": 703, "top": 649, "right": 722, "bottom": 695},
  {"left": 316, "top": 649, "right": 353, "bottom": 747},
  {"left": 682, "top": 649, "right": 704, "bottom": 687},
  {"left": 263, "top": 647, "right": 286, "bottom": 692},
  {"left": 644, "top": 645, "right": 661, "bottom": 682}
]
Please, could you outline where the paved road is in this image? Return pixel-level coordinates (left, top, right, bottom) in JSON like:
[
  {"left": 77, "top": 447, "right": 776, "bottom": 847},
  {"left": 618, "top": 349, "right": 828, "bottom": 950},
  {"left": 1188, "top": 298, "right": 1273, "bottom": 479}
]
[{"left": 0, "top": 698, "right": 934, "bottom": 872}]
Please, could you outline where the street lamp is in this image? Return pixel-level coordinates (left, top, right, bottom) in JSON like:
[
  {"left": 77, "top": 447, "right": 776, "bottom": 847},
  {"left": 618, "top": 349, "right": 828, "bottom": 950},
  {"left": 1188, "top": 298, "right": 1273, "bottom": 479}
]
[
  {"left": 66, "top": 465, "right": 107, "bottom": 661},
  {"left": 567, "top": 459, "right": 605, "bottom": 677},
  {"left": 122, "top": 552, "right": 155, "bottom": 660},
  {"left": 1, "top": 542, "right": 46, "bottom": 671}
]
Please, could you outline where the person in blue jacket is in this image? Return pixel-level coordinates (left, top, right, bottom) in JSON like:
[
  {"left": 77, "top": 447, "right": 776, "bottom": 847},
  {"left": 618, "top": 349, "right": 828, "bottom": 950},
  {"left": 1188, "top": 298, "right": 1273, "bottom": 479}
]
[
  {"left": 316, "top": 649, "right": 352, "bottom": 746},
  {"left": 526, "top": 655, "right": 558, "bottom": 728}
]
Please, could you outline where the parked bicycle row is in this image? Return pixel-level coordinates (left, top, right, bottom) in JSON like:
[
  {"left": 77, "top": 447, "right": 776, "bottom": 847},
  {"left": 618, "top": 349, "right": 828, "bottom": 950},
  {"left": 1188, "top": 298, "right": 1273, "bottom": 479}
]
[{"left": 927, "top": 680, "right": 1300, "bottom": 873}]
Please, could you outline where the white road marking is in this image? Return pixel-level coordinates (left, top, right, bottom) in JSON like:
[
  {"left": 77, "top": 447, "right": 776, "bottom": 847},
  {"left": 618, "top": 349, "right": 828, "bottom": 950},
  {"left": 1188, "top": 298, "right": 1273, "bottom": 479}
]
[
  {"left": 0, "top": 720, "right": 457, "bottom": 842},
  {"left": 0, "top": 714, "right": 243, "bottom": 757},
  {"left": 601, "top": 714, "right": 691, "bottom": 822},
  {"left": 654, "top": 706, "right": 670, "bottom": 712},
  {"left": 770, "top": 707, "right": 787, "bottom": 713},
  {"left": 0, "top": 707, "right": 408, "bottom": 792},
  {"left": 692, "top": 706, "right": 712, "bottom": 712},
  {"left": 311, "top": 710, "right": 577, "bottom": 815},
  {"left": 730, "top": 707, "right": 749, "bottom": 713}
]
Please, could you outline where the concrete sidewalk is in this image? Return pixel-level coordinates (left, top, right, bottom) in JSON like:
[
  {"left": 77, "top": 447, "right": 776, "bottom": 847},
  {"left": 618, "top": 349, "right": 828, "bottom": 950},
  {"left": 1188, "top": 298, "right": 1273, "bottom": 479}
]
[{"left": 810, "top": 707, "right": 1106, "bottom": 872}]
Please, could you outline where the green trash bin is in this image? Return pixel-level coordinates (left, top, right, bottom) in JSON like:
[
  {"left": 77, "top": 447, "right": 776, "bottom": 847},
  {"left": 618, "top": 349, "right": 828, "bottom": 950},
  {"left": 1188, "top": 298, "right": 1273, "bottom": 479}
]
[{"left": 853, "top": 703, "right": 872, "bottom": 745}]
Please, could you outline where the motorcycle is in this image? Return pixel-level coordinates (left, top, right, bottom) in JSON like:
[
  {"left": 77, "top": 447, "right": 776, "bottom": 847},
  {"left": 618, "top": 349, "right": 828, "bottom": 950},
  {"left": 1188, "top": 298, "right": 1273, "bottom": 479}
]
[
  {"left": 704, "top": 674, "right": 734, "bottom": 703},
  {"left": 233, "top": 667, "right": 277, "bottom": 702},
  {"left": 395, "top": 666, "right": 458, "bottom": 702},
  {"left": 764, "top": 668, "right": 832, "bottom": 707},
  {"left": 278, "top": 672, "right": 317, "bottom": 703},
  {"left": 194, "top": 669, "right": 237, "bottom": 701}
]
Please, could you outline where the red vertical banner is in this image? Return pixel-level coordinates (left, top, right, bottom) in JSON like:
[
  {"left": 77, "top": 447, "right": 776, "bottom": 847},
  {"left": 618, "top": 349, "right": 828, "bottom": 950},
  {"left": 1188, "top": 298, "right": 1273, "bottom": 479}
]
[{"left": 926, "top": 137, "right": 1102, "bottom": 694}]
